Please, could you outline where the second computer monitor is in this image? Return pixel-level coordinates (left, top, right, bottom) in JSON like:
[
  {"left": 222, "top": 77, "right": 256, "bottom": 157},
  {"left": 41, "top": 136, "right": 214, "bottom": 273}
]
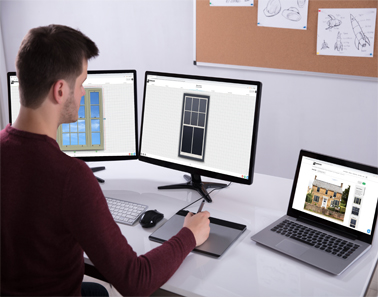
[
  {"left": 7, "top": 70, "right": 138, "bottom": 162},
  {"left": 139, "top": 71, "right": 262, "bottom": 202}
]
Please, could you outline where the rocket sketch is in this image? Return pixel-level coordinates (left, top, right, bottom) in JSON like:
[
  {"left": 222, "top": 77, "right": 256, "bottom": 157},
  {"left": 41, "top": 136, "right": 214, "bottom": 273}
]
[
  {"left": 326, "top": 15, "right": 342, "bottom": 30},
  {"left": 350, "top": 14, "right": 371, "bottom": 50},
  {"left": 334, "top": 32, "right": 343, "bottom": 51},
  {"left": 321, "top": 40, "right": 329, "bottom": 50},
  {"left": 317, "top": 8, "right": 376, "bottom": 57}
]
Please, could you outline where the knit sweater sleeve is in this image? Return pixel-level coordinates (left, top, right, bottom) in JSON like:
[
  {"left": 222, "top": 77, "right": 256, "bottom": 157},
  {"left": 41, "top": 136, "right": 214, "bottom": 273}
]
[{"left": 61, "top": 161, "right": 196, "bottom": 296}]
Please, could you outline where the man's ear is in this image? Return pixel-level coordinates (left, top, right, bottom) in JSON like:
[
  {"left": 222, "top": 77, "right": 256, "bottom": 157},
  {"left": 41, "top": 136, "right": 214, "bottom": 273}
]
[{"left": 52, "top": 80, "right": 66, "bottom": 104}]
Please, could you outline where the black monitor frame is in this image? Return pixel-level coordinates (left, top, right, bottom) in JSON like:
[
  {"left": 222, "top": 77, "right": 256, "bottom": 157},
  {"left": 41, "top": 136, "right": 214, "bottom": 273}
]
[
  {"left": 139, "top": 71, "right": 262, "bottom": 202},
  {"left": 7, "top": 70, "right": 139, "bottom": 162}
]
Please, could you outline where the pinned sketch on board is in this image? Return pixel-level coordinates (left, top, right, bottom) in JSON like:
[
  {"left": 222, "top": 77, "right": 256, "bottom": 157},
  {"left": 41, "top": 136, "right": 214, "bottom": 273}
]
[
  {"left": 317, "top": 8, "right": 377, "bottom": 57},
  {"left": 210, "top": 0, "right": 254, "bottom": 6},
  {"left": 257, "top": 0, "right": 309, "bottom": 30}
]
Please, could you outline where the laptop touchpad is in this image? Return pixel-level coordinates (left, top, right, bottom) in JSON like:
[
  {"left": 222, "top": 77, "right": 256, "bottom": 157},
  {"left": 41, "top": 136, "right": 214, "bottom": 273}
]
[{"left": 276, "top": 239, "right": 309, "bottom": 256}]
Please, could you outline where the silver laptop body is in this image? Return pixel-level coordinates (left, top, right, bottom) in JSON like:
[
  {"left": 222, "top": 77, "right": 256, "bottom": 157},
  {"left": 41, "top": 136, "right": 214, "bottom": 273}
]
[{"left": 251, "top": 150, "right": 378, "bottom": 275}]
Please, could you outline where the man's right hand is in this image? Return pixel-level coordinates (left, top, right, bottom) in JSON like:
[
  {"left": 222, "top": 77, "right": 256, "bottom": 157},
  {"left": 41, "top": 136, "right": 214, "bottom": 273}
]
[{"left": 183, "top": 211, "right": 210, "bottom": 247}]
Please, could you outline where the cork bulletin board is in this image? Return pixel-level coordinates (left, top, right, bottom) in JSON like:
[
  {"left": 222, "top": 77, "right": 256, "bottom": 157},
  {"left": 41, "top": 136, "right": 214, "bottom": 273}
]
[{"left": 195, "top": 0, "right": 378, "bottom": 78}]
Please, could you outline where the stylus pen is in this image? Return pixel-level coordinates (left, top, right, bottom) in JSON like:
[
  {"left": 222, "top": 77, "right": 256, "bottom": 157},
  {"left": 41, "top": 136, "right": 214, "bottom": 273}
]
[
  {"left": 96, "top": 176, "right": 105, "bottom": 183},
  {"left": 197, "top": 199, "right": 205, "bottom": 213}
]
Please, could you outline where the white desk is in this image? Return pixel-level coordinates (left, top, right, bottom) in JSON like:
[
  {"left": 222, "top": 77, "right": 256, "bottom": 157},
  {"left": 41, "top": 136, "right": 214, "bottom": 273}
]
[{"left": 85, "top": 160, "right": 378, "bottom": 297}]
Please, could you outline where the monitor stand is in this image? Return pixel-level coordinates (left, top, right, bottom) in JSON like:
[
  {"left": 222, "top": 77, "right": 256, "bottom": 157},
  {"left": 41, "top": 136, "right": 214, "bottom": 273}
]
[
  {"left": 91, "top": 166, "right": 105, "bottom": 183},
  {"left": 158, "top": 174, "right": 227, "bottom": 203}
]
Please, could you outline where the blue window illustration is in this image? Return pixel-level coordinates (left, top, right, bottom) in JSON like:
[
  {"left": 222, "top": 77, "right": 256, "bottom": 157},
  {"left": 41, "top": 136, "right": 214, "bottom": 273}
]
[
  {"left": 90, "top": 92, "right": 101, "bottom": 146},
  {"left": 179, "top": 94, "right": 209, "bottom": 161},
  {"left": 58, "top": 88, "right": 104, "bottom": 151}
]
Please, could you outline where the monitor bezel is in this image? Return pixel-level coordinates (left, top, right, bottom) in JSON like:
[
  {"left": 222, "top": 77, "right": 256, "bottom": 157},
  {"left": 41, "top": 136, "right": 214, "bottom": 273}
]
[
  {"left": 138, "top": 71, "right": 262, "bottom": 185},
  {"left": 287, "top": 149, "right": 378, "bottom": 244},
  {"left": 7, "top": 69, "right": 139, "bottom": 162}
]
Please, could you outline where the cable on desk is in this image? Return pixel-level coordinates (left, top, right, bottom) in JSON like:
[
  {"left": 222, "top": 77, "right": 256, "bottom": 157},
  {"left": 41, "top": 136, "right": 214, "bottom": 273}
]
[
  {"left": 179, "top": 182, "right": 232, "bottom": 212},
  {"left": 179, "top": 197, "right": 203, "bottom": 212}
]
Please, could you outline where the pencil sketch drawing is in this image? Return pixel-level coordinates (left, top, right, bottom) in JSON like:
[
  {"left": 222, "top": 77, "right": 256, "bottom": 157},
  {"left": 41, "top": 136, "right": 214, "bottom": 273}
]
[
  {"left": 326, "top": 15, "right": 342, "bottom": 30},
  {"left": 282, "top": 7, "right": 301, "bottom": 21},
  {"left": 321, "top": 40, "right": 329, "bottom": 50},
  {"left": 263, "top": 0, "right": 281, "bottom": 17},
  {"left": 334, "top": 32, "right": 343, "bottom": 51},
  {"left": 297, "top": 0, "right": 306, "bottom": 8},
  {"left": 350, "top": 14, "right": 370, "bottom": 50}
]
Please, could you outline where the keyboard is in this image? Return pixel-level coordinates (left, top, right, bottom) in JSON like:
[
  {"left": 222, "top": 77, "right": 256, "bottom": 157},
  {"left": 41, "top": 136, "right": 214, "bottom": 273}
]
[
  {"left": 105, "top": 197, "right": 148, "bottom": 226},
  {"left": 271, "top": 220, "right": 360, "bottom": 259}
]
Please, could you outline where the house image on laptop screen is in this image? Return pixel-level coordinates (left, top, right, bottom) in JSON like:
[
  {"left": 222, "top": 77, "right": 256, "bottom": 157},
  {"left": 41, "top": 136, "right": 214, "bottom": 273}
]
[{"left": 305, "top": 175, "right": 350, "bottom": 222}]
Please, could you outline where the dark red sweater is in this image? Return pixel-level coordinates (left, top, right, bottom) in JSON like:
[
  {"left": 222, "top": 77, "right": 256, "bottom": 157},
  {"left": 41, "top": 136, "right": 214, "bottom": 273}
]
[{"left": 0, "top": 124, "right": 195, "bottom": 296}]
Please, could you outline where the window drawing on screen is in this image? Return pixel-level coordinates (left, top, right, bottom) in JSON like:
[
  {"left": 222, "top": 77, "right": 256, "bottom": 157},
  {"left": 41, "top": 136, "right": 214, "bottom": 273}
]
[
  {"left": 57, "top": 88, "right": 104, "bottom": 151},
  {"left": 179, "top": 94, "right": 209, "bottom": 161}
]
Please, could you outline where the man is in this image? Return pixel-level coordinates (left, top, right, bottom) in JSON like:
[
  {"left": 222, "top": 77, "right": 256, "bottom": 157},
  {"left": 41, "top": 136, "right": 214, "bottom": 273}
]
[{"left": 1, "top": 24, "right": 210, "bottom": 296}]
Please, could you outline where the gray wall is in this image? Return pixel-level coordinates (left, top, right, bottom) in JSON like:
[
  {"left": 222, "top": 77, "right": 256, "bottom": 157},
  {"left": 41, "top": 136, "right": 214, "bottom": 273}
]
[{"left": 1, "top": 0, "right": 377, "bottom": 180}]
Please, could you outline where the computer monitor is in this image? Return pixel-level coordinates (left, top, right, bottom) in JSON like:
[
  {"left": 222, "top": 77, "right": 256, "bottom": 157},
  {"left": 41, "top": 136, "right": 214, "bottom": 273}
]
[
  {"left": 139, "top": 71, "right": 262, "bottom": 202},
  {"left": 7, "top": 70, "right": 138, "bottom": 168}
]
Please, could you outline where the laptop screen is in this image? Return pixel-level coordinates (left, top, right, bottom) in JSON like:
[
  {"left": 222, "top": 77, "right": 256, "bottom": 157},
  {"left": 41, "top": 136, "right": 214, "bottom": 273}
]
[{"left": 290, "top": 151, "right": 378, "bottom": 240}]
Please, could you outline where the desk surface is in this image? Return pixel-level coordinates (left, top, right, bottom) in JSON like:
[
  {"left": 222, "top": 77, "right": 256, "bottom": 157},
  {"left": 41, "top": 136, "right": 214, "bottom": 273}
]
[{"left": 85, "top": 160, "right": 378, "bottom": 297}]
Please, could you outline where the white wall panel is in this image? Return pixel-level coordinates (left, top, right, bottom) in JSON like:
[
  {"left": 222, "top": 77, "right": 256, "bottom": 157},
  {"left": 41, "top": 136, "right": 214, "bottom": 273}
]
[{"left": 1, "top": 0, "right": 377, "bottom": 179}]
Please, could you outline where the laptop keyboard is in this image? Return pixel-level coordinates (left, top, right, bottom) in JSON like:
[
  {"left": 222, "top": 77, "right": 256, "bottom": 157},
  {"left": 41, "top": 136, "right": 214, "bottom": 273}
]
[
  {"left": 271, "top": 220, "right": 360, "bottom": 259},
  {"left": 106, "top": 197, "right": 148, "bottom": 226}
]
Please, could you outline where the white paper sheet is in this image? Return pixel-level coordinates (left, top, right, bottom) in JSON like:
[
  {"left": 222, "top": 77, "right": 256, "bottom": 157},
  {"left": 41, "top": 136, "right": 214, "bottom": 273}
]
[
  {"left": 317, "top": 8, "right": 377, "bottom": 58},
  {"left": 257, "top": 0, "right": 309, "bottom": 30},
  {"left": 210, "top": 0, "right": 254, "bottom": 6}
]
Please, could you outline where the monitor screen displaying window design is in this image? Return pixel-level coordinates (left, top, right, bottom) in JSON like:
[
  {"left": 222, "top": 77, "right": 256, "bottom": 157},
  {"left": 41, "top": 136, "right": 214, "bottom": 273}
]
[{"left": 7, "top": 70, "right": 138, "bottom": 161}]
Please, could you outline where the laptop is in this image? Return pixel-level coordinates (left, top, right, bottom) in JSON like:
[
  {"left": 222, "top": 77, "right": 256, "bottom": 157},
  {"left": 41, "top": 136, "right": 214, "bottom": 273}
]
[{"left": 251, "top": 150, "right": 378, "bottom": 275}]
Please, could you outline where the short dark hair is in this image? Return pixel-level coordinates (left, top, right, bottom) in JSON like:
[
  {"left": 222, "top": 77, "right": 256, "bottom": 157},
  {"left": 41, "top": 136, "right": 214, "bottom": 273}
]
[{"left": 16, "top": 24, "right": 99, "bottom": 108}]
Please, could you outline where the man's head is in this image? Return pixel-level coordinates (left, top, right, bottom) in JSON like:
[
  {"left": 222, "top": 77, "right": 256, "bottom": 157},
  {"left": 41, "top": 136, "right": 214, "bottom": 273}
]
[{"left": 16, "top": 24, "right": 99, "bottom": 109}]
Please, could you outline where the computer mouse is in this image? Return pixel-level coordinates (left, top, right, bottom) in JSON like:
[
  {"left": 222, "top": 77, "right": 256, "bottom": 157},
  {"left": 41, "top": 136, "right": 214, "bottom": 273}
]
[{"left": 139, "top": 209, "right": 164, "bottom": 228}]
